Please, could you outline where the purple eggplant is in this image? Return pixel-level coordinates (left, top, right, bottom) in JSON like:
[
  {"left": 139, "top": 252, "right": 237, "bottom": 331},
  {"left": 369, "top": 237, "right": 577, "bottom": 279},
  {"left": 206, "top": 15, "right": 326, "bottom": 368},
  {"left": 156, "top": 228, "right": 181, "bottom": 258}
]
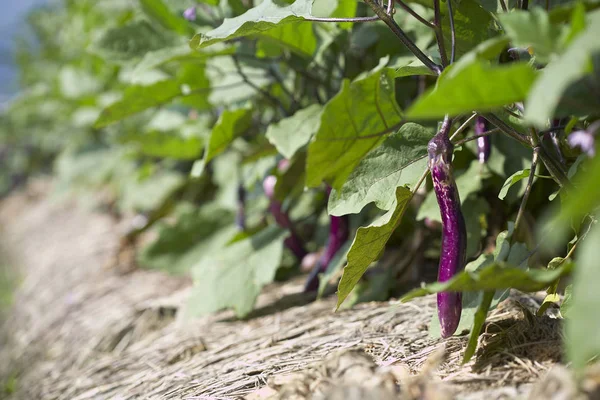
[
  {"left": 263, "top": 175, "right": 307, "bottom": 261},
  {"left": 304, "top": 199, "right": 350, "bottom": 292},
  {"left": 474, "top": 116, "right": 491, "bottom": 164},
  {"left": 428, "top": 128, "right": 467, "bottom": 338}
]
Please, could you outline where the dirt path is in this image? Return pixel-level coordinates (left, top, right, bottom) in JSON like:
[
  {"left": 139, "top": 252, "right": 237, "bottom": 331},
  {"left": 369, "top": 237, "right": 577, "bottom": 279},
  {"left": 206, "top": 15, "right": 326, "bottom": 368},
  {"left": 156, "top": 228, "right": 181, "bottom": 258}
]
[{"left": 0, "top": 182, "right": 576, "bottom": 399}]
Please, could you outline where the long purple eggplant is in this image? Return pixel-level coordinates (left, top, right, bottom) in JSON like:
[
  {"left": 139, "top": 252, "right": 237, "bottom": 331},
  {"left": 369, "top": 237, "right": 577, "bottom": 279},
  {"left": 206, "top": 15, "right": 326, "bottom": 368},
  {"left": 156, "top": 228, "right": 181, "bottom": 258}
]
[
  {"left": 474, "top": 116, "right": 491, "bottom": 164},
  {"left": 304, "top": 188, "right": 349, "bottom": 292},
  {"left": 263, "top": 175, "right": 307, "bottom": 261},
  {"left": 428, "top": 122, "right": 467, "bottom": 338}
]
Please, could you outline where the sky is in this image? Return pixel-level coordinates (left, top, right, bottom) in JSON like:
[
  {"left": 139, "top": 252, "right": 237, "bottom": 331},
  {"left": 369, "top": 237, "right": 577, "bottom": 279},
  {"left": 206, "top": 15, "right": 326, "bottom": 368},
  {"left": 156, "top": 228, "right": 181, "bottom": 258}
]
[{"left": 0, "top": 0, "right": 48, "bottom": 98}]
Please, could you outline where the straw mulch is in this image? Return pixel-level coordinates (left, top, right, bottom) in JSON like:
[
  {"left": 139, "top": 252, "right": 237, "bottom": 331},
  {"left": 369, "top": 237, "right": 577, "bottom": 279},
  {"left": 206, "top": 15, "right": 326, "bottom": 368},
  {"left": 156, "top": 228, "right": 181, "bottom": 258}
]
[{"left": 0, "top": 181, "right": 594, "bottom": 400}]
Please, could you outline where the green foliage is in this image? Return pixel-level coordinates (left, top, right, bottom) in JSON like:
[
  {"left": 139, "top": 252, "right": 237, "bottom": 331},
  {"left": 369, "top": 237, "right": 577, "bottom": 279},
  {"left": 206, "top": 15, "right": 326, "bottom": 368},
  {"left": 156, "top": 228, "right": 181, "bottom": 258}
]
[
  {"left": 306, "top": 66, "right": 403, "bottom": 189},
  {"left": 4, "top": 0, "right": 600, "bottom": 368}
]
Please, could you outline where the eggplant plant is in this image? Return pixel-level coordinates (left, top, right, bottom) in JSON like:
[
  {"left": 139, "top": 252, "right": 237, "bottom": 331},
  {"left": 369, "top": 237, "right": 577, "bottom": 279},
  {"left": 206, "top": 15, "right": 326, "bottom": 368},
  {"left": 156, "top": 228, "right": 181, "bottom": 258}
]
[{"left": 3, "top": 0, "right": 600, "bottom": 369}]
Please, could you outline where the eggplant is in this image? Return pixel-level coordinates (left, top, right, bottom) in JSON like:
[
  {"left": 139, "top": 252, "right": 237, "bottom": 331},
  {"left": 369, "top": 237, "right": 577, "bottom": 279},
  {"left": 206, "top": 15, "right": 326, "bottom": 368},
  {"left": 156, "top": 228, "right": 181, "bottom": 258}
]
[
  {"left": 263, "top": 175, "right": 307, "bottom": 260},
  {"left": 474, "top": 116, "right": 491, "bottom": 164},
  {"left": 304, "top": 200, "right": 350, "bottom": 292},
  {"left": 428, "top": 131, "right": 467, "bottom": 338}
]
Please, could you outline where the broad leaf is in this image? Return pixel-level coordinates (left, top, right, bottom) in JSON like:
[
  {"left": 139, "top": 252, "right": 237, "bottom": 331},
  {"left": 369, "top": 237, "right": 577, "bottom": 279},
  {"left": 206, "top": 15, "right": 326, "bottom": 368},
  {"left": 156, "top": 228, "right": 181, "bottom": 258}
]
[
  {"left": 441, "top": 0, "right": 495, "bottom": 59},
  {"left": 336, "top": 187, "right": 412, "bottom": 309},
  {"left": 118, "top": 130, "right": 205, "bottom": 160},
  {"left": 266, "top": 104, "right": 322, "bottom": 159},
  {"left": 190, "top": 0, "right": 313, "bottom": 50},
  {"left": 407, "top": 61, "right": 537, "bottom": 119},
  {"left": 133, "top": 44, "right": 236, "bottom": 75},
  {"left": 140, "top": 0, "right": 192, "bottom": 35},
  {"left": 138, "top": 204, "right": 237, "bottom": 274},
  {"left": 499, "top": 7, "right": 562, "bottom": 64},
  {"left": 306, "top": 67, "right": 403, "bottom": 189},
  {"left": 566, "top": 222, "right": 600, "bottom": 371},
  {"left": 328, "top": 123, "right": 433, "bottom": 216},
  {"left": 95, "top": 65, "right": 210, "bottom": 127},
  {"left": 259, "top": 21, "right": 317, "bottom": 56},
  {"left": 525, "top": 11, "right": 600, "bottom": 126},
  {"left": 204, "top": 107, "right": 253, "bottom": 164},
  {"left": 401, "top": 261, "right": 572, "bottom": 301},
  {"left": 184, "top": 226, "right": 287, "bottom": 318}
]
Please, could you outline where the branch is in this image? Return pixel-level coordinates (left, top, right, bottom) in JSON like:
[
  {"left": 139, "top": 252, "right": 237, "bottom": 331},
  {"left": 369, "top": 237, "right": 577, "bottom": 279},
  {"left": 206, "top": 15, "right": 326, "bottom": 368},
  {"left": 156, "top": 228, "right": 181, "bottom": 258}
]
[
  {"left": 395, "top": 0, "right": 435, "bottom": 28},
  {"left": 446, "top": 0, "right": 456, "bottom": 63},
  {"left": 511, "top": 147, "right": 539, "bottom": 244},
  {"left": 364, "top": 0, "right": 442, "bottom": 74},
  {"left": 433, "top": 0, "right": 449, "bottom": 67}
]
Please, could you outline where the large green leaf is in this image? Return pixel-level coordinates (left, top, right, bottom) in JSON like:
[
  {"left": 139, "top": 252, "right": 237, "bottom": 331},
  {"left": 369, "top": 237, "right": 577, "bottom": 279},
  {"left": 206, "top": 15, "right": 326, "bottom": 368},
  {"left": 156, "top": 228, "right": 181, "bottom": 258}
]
[
  {"left": 499, "top": 7, "right": 563, "bottom": 64},
  {"left": 525, "top": 11, "right": 600, "bottom": 126},
  {"left": 336, "top": 187, "right": 413, "bottom": 309},
  {"left": 401, "top": 261, "right": 572, "bottom": 301},
  {"left": 140, "top": 0, "right": 192, "bottom": 35},
  {"left": 566, "top": 222, "right": 600, "bottom": 371},
  {"left": 441, "top": 0, "right": 495, "bottom": 59},
  {"left": 138, "top": 204, "right": 237, "bottom": 274},
  {"left": 204, "top": 107, "right": 253, "bottom": 164},
  {"left": 133, "top": 44, "right": 236, "bottom": 75},
  {"left": 407, "top": 61, "right": 537, "bottom": 119},
  {"left": 306, "top": 67, "right": 403, "bottom": 189},
  {"left": 118, "top": 130, "right": 206, "bottom": 160},
  {"left": 190, "top": 0, "right": 313, "bottom": 50},
  {"left": 184, "top": 226, "right": 287, "bottom": 318},
  {"left": 266, "top": 104, "right": 323, "bottom": 159},
  {"left": 258, "top": 21, "right": 317, "bottom": 56},
  {"left": 498, "top": 169, "right": 531, "bottom": 200},
  {"left": 328, "top": 123, "right": 433, "bottom": 216}
]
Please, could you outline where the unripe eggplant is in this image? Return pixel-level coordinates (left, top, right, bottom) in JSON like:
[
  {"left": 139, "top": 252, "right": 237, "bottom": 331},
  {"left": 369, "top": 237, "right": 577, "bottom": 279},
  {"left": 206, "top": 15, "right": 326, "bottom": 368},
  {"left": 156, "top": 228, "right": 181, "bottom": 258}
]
[
  {"left": 263, "top": 175, "right": 307, "bottom": 260},
  {"left": 428, "top": 132, "right": 467, "bottom": 338},
  {"left": 474, "top": 116, "right": 491, "bottom": 164}
]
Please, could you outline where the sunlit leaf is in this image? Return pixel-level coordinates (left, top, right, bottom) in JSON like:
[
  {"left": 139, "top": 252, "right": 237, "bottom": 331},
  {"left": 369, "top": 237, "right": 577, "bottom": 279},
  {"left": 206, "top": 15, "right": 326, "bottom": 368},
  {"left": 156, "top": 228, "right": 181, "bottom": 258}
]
[{"left": 266, "top": 104, "right": 322, "bottom": 159}]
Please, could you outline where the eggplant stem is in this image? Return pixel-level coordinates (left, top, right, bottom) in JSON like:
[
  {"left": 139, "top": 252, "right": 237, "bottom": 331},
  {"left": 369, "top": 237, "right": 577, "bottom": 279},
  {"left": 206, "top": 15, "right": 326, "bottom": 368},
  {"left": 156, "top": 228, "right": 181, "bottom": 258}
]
[
  {"left": 446, "top": 0, "right": 456, "bottom": 64},
  {"left": 433, "top": 0, "right": 449, "bottom": 67},
  {"left": 395, "top": 0, "right": 436, "bottom": 28},
  {"left": 449, "top": 113, "right": 478, "bottom": 141},
  {"left": 511, "top": 147, "right": 539, "bottom": 245}
]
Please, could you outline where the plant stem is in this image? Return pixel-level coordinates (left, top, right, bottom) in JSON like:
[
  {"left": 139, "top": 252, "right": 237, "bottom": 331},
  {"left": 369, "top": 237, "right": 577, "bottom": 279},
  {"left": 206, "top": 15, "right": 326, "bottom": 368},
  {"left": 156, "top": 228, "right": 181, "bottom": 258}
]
[
  {"left": 449, "top": 113, "right": 478, "bottom": 141},
  {"left": 304, "top": 16, "right": 380, "bottom": 22},
  {"left": 395, "top": 0, "right": 435, "bottom": 28},
  {"left": 482, "top": 113, "right": 530, "bottom": 146},
  {"left": 364, "top": 0, "right": 442, "bottom": 74},
  {"left": 446, "top": 0, "right": 456, "bottom": 63},
  {"left": 511, "top": 147, "right": 539, "bottom": 244},
  {"left": 233, "top": 56, "right": 289, "bottom": 117},
  {"left": 433, "top": 0, "right": 449, "bottom": 67},
  {"left": 453, "top": 128, "right": 500, "bottom": 147},
  {"left": 499, "top": 0, "right": 508, "bottom": 11}
]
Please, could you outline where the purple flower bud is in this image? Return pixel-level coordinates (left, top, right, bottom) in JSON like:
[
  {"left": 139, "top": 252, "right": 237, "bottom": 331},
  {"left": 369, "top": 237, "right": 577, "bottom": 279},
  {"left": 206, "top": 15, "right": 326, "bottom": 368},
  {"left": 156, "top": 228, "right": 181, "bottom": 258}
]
[
  {"left": 183, "top": 6, "right": 196, "bottom": 21},
  {"left": 568, "top": 130, "right": 596, "bottom": 157}
]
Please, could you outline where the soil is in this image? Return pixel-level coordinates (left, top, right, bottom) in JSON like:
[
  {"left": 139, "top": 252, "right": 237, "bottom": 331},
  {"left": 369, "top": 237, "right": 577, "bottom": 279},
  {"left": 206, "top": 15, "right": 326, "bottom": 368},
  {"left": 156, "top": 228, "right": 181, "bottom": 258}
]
[{"left": 0, "top": 180, "right": 595, "bottom": 400}]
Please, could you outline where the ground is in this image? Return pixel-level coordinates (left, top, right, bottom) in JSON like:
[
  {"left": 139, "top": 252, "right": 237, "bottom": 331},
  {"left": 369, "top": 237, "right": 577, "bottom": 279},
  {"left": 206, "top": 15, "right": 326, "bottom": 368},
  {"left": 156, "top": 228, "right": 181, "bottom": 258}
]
[{"left": 0, "top": 180, "right": 592, "bottom": 399}]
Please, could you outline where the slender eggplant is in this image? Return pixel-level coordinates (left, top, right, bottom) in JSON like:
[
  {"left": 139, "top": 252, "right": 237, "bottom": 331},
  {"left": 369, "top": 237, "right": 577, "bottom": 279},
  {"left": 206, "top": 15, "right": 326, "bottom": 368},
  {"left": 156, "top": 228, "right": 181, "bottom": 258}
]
[
  {"left": 428, "top": 120, "right": 467, "bottom": 338},
  {"left": 474, "top": 116, "right": 491, "bottom": 164},
  {"left": 263, "top": 175, "right": 308, "bottom": 261},
  {"left": 304, "top": 187, "right": 350, "bottom": 292}
]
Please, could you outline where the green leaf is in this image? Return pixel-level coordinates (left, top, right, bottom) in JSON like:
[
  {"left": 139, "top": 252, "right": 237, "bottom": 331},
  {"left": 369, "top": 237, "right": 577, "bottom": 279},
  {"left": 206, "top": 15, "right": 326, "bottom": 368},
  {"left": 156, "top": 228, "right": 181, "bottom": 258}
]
[
  {"left": 441, "top": 0, "right": 495, "bottom": 59},
  {"left": 328, "top": 123, "right": 433, "bottom": 216},
  {"left": 317, "top": 241, "right": 352, "bottom": 299},
  {"left": 336, "top": 187, "right": 413, "bottom": 309},
  {"left": 91, "top": 19, "right": 175, "bottom": 61},
  {"left": 118, "top": 130, "right": 205, "bottom": 160},
  {"left": 140, "top": 0, "right": 192, "bottom": 35},
  {"left": 561, "top": 283, "right": 573, "bottom": 317},
  {"left": 266, "top": 104, "right": 322, "bottom": 159},
  {"left": 463, "top": 290, "right": 494, "bottom": 363},
  {"left": 306, "top": 67, "right": 403, "bottom": 189},
  {"left": 525, "top": 12, "right": 600, "bottom": 126},
  {"left": 133, "top": 44, "right": 236, "bottom": 75},
  {"left": 95, "top": 65, "right": 211, "bottom": 127},
  {"left": 138, "top": 204, "right": 237, "bottom": 274},
  {"left": 118, "top": 171, "right": 185, "bottom": 213},
  {"left": 499, "top": 7, "right": 562, "bottom": 64},
  {"left": 498, "top": 169, "right": 531, "bottom": 200},
  {"left": 190, "top": 0, "right": 313, "bottom": 50},
  {"left": 183, "top": 226, "right": 287, "bottom": 318},
  {"left": 401, "top": 261, "right": 572, "bottom": 301},
  {"left": 407, "top": 61, "right": 537, "bottom": 119},
  {"left": 204, "top": 107, "right": 253, "bottom": 164},
  {"left": 566, "top": 221, "right": 600, "bottom": 371},
  {"left": 258, "top": 21, "right": 317, "bottom": 56}
]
